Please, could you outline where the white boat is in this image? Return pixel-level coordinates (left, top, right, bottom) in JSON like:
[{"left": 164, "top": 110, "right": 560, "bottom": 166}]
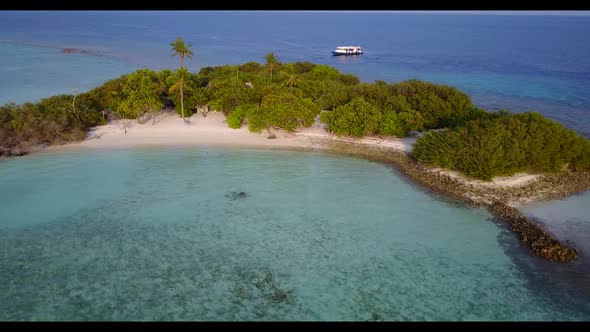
[{"left": 332, "top": 46, "right": 363, "bottom": 56}]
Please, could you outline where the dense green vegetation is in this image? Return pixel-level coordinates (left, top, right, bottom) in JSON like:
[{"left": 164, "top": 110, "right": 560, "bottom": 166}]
[
  {"left": 0, "top": 68, "right": 176, "bottom": 155},
  {"left": 413, "top": 112, "right": 590, "bottom": 180},
  {"left": 1, "top": 40, "right": 589, "bottom": 182},
  {"left": 320, "top": 80, "right": 482, "bottom": 137},
  {"left": 0, "top": 95, "right": 106, "bottom": 155}
]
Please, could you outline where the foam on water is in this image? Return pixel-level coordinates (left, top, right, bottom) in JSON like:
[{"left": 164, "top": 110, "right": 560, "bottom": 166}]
[{"left": 1, "top": 147, "right": 589, "bottom": 320}]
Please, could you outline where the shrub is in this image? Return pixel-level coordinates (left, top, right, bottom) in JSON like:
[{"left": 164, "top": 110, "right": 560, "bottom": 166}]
[
  {"left": 327, "top": 97, "right": 382, "bottom": 137},
  {"left": 227, "top": 104, "right": 251, "bottom": 129},
  {"left": 413, "top": 112, "right": 590, "bottom": 180}
]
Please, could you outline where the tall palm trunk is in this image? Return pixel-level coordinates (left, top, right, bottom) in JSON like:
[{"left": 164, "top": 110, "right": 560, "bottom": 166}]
[
  {"left": 180, "top": 78, "right": 184, "bottom": 120},
  {"left": 180, "top": 55, "right": 185, "bottom": 121}
]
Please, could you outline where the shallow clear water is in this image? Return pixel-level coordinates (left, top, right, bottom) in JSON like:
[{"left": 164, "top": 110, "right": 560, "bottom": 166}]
[{"left": 1, "top": 147, "right": 589, "bottom": 321}]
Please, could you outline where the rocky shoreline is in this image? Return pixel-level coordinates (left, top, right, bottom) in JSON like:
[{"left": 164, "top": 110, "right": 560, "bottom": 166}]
[{"left": 317, "top": 139, "right": 588, "bottom": 263}]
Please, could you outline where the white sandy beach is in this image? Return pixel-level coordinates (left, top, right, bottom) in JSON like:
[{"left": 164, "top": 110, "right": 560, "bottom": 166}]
[
  {"left": 71, "top": 111, "right": 317, "bottom": 150},
  {"left": 54, "top": 110, "right": 416, "bottom": 153},
  {"left": 50, "top": 110, "right": 539, "bottom": 193},
  {"left": 427, "top": 168, "right": 540, "bottom": 188}
]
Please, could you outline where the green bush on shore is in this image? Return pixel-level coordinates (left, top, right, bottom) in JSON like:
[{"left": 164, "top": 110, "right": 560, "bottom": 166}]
[
  {"left": 412, "top": 112, "right": 590, "bottom": 180},
  {"left": 227, "top": 104, "right": 252, "bottom": 129}
]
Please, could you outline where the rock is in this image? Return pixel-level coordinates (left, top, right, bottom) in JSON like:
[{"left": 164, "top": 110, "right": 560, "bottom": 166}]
[
  {"left": 370, "top": 312, "right": 382, "bottom": 321},
  {"left": 225, "top": 191, "right": 249, "bottom": 200},
  {"left": 489, "top": 201, "right": 577, "bottom": 262},
  {"left": 62, "top": 48, "right": 91, "bottom": 55},
  {"left": 10, "top": 147, "right": 28, "bottom": 156},
  {"left": 270, "top": 290, "right": 288, "bottom": 302},
  {"left": 267, "top": 133, "right": 277, "bottom": 139}
]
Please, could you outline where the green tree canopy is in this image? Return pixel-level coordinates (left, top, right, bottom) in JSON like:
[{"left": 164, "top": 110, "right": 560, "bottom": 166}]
[
  {"left": 325, "top": 97, "right": 382, "bottom": 137},
  {"left": 116, "top": 69, "right": 164, "bottom": 121},
  {"left": 247, "top": 92, "right": 319, "bottom": 132},
  {"left": 413, "top": 112, "right": 590, "bottom": 180},
  {"left": 207, "top": 77, "right": 249, "bottom": 113}
]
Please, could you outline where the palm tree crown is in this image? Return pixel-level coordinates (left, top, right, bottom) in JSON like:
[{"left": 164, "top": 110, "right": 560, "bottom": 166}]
[
  {"left": 279, "top": 63, "right": 299, "bottom": 91},
  {"left": 265, "top": 52, "right": 278, "bottom": 82},
  {"left": 170, "top": 37, "right": 194, "bottom": 67}
]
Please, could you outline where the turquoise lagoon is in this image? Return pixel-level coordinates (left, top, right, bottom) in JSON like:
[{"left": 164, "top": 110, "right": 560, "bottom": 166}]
[{"left": 1, "top": 147, "right": 589, "bottom": 320}]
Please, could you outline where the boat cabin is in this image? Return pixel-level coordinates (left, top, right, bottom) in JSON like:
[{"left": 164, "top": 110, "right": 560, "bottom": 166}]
[{"left": 332, "top": 46, "right": 363, "bottom": 56}]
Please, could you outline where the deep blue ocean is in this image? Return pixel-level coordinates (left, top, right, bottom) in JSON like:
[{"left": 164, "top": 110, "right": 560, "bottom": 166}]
[{"left": 1, "top": 11, "right": 590, "bottom": 135}]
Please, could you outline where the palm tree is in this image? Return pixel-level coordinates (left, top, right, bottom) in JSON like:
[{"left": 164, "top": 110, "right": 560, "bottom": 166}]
[
  {"left": 279, "top": 63, "right": 299, "bottom": 92},
  {"left": 265, "top": 52, "right": 278, "bottom": 83},
  {"left": 169, "top": 67, "right": 190, "bottom": 121},
  {"left": 170, "top": 37, "right": 193, "bottom": 122}
]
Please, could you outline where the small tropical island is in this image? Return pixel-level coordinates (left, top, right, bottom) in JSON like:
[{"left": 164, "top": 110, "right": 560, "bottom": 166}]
[{"left": 2, "top": 38, "right": 590, "bottom": 263}]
